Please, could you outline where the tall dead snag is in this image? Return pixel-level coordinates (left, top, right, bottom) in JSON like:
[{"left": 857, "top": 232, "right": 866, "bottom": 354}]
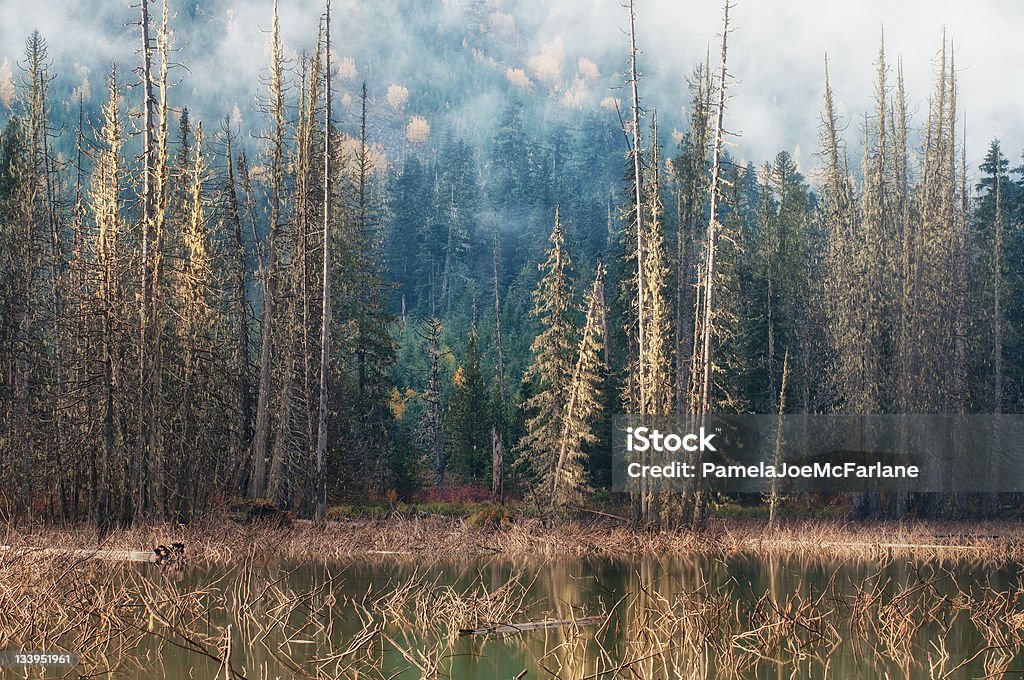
[
  {"left": 491, "top": 230, "right": 506, "bottom": 504},
  {"left": 136, "top": 0, "right": 172, "bottom": 515},
  {"left": 173, "top": 123, "right": 212, "bottom": 518},
  {"left": 132, "top": 0, "right": 172, "bottom": 515},
  {"left": 695, "top": 0, "right": 732, "bottom": 417},
  {"left": 314, "top": 0, "right": 333, "bottom": 520},
  {"left": 821, "top": 47, "right": 887, "bottom": 518},
  {"left": 251, "top": 0, "right": 285, "bottom": 499},
  {"left": 901, "top": 35, "right": 968, "bottom": 516},
  {"left": 221, "top": 124, "right": 253, "bottom": 490},
  {"left": 20, "top": 32, "right": 70, "bottom": 517},
  {"left": 626, "top": 0, "right": 646, "bottom": 414},
  {"left": 1, "top": 32, "right": 66, "bottom": 517},
  {"left": 278, "top": 42, "right": 323, "bottom": 510},
  {"left": 689, "top": 0, "right": 733, "bottom": 528},
  {"left": 767, "top": 349, "right": 788, "bottom": 529},
  {"left": 674, "top": 56, "right": 712, "bottom": 416},
  {"left": 892, "top": 58, "right": 912, "bottom": 519},
  {"left": 137, "top": 0, "right": 157, "bottom": 515}
]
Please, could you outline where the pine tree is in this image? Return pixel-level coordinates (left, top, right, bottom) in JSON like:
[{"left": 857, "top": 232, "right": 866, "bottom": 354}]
[
  {"left": 519, "top": 207, "right": 577, "bottom": 507},
  {"left": 342, "top": 84, "right": 397, "bottom": 498},
  {"left": 420, "top": 317, "right": 446, "bottom": 490},
  {"left": 549, "top": 261, "right": 606, "bottom": 510},
  {"left": 446, "top": 329, "right": 491, "bottom": 484},
  {"left": 640, "top": 112, "right": 673, "bottom": 416}
]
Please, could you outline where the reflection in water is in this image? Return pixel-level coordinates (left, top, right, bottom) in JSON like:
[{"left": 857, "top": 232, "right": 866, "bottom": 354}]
[{"left": 110, "top": 553, "right": 1023, "bottom": 679}]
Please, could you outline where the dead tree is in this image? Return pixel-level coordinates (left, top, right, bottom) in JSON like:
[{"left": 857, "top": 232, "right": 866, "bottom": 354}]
[
  {"left": 626, "top": 0, "right": 646, "bottom": 413},
  {"left": 314, "top": 0, "right": 332, "bottom": 520},
  {"left": 691, "top": 0, "right": 734, "bottom": 528},
  {"left": 251, "top": 1, "right": 286, "bottom": 499}
]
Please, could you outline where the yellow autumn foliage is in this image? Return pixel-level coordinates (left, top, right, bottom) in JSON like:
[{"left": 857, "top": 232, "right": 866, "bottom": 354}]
[{"left": 389, "top": 386, "right": 416, "bottom": 420}]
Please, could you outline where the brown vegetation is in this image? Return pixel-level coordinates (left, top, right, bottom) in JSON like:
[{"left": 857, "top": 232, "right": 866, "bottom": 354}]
[{"left": 4, "top": 516, "right": 1024, "bottom": 563}]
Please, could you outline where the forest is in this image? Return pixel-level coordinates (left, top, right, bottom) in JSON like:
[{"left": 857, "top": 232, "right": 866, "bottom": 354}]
[{"left": 1, "top": 0, "right": 1023, "bottom": 529}]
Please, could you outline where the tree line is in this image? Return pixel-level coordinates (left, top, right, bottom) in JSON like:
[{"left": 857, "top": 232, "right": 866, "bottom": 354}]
[{"left": 1, "top": 1, "right": 1022, "bottom": 526}]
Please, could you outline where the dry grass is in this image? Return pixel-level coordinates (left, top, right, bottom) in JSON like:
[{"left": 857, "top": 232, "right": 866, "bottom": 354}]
[{"left": 4, "top": 515, "right": 1023, "bottom": 563}]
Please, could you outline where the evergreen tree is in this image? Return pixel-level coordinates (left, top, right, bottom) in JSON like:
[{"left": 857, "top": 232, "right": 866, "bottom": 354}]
[
  {"left": 446, "top": 329, "right": 491, "bottom": 484},
  {"left": 549, "top": 260, "right": 607, "bottom": 510},
  {"left": 519, "top": 207, "right": 577, "bottom": 505}
]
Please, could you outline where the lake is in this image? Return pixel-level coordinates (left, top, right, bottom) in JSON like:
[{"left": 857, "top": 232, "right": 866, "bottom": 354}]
[{"left": 93, "top": 552, "right": 1023, "bottom": 678}]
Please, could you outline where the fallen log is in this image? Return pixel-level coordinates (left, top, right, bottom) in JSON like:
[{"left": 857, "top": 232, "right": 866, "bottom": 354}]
[
  {"left": 459, "top": 615, "right": 607, "bottom": 636},
  {"left": 1, "top": 542, "right": 184, "bottom": 564},
  {"left": 1, "top": 546, "right": 159, "bottom": 562}
]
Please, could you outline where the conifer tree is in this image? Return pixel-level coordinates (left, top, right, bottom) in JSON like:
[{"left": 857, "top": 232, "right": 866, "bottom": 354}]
[
  {"left": 340, "top": 84, "right": 397, "bottom": 498},
  {"left": 421, "top": 317, "right": 446, "bottom": 490},
  {"left": 447, "top": 329, "right": 490, "bottom": 484},
  {"left": 549, "top": 261, "right": 607, "bottom": 510},
  {"left": 519, "top": 207, "right": 577, "bottom": 507},
  {"left": 641, "top": 112, "right": 673, "bottom": 416}
]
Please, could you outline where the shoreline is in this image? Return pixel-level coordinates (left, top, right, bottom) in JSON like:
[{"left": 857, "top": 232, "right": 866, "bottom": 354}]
[{"left": 3, "top": 515, "right": 1023, "bottom": 563}]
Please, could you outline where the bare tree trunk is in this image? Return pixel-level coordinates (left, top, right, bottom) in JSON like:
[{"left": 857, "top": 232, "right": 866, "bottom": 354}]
[
  {"left": 598, "top": 255, "right": 611, "bottom": 368},
  {"left": 491, "top": 229, "right": 507, "bottom": 505},
  {"left": 692, "top": 0, "right": 732, "bottom": 529},
  {"left": 626, "top": 0, "right": 645, "bottom": 415},
  {"left": 251, "top": 1, "right": 285, "bottom": 499},
  {"left": 137, "top": 0, "right": 157, "bottom": 517},
  {"left": 491, "top": 423, "right": 504, "bottom": 505},
  {"left": 314, "top": 0, "right": 333, "bottom": 520},
  {"left": 768, "top": 350, "right": 788, "bottom": 529},
  {"left": 699, "top": 0, "right": 731, "bottom": 418},
  {"left": 299, "top": 61, "right": 314, "bottom": 478},
  {"left": 224, "top": 128, "right": 253, "bottom": 486},
  {"left": 985, "top": 142, "right": 1004, "bottom": 518}
]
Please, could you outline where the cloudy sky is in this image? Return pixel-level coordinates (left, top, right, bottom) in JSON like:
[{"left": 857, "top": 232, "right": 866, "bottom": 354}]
[
  {"left": 533, "top": 0, "right": 1024, "bottom": 174},
  {"left": 1, "top": 0, "right": 1021, "bottom": 178}
]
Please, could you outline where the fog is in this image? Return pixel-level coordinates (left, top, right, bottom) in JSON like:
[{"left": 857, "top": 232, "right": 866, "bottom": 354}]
[{"left": 1, "top": 0, "right": 1021, "bottom": 176}]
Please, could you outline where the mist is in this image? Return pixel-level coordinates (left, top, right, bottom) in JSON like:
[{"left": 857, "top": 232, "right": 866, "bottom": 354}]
[{"left": 3, "top": 0, "right": 1021, "bottom": 180}]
